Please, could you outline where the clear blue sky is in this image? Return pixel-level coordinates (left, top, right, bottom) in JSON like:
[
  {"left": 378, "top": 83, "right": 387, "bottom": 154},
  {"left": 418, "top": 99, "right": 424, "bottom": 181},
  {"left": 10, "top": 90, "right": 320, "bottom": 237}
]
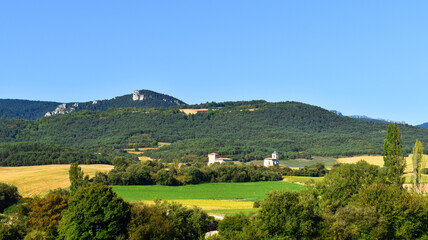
[{"left": 1, "top": 1, "right": 427, "bottom": 125}]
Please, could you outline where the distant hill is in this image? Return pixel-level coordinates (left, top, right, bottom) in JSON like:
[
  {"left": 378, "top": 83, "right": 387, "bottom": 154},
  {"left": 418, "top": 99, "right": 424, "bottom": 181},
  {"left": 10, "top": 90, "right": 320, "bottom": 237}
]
[
  {"left": 330, "top": 110, "right": 406, "bottom": 124},
  {"left": 1, "top": 101, "right": 427, "bottom": 165},
  {"left": 0, "top": 99, "right": 60, "bottom": 120},
  {"left": 72, "top": 89, "right": 186, "bottom": 112},
  {"left": 418, "top": 122, "right": 428, "bottom": 129},
  {"left": 0, "top": 90, "right": 187, "bottom": 120}
]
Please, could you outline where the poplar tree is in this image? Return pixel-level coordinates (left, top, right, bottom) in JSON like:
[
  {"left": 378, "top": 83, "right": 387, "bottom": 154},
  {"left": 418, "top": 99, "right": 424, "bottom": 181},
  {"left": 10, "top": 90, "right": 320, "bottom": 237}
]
[
  {"left": 412, "top": 140, "right": 425, "bottom": 193},
  {"left": 69, "top": 163, "right": 88, "bottom": 194},
  {"left": 383, "top": 123, "right": 405, "bottom": 186}
]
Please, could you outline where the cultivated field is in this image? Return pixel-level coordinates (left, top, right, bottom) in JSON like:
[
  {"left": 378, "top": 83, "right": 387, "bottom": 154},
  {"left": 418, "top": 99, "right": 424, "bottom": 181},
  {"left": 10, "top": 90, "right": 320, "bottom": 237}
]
[
  {"left": 125, "top": 143, "right": 170, "bottom": 161},
  {"left": 179, "top": 109, "right": 210, "bottom": 115},
  {"left": 113, "top": 181, "right": 305, "bottom": 216},
  {"left": 0, "top": 164, "right": 113, "bottom": 197},
  {"left": 282, "top": 176, "right": 324, "bottom": 184},
  {"left": 337, "top": 154, "right": 427, "bottom": 172},
  {"left": 124, "top": 148, "right": 155, "bottom": 161}
]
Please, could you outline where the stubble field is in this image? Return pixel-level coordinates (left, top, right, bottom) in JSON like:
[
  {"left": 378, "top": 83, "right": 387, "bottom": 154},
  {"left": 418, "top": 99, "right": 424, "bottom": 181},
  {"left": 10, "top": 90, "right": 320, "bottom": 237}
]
[{"left": 0, "top": 164, "right": 113, "bottom": 197}]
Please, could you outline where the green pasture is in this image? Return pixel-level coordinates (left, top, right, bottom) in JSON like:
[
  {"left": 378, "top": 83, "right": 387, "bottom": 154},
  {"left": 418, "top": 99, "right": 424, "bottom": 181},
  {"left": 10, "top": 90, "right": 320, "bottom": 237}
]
[{"left": 113, "top": 181, "right": 306, "bottom": 202}]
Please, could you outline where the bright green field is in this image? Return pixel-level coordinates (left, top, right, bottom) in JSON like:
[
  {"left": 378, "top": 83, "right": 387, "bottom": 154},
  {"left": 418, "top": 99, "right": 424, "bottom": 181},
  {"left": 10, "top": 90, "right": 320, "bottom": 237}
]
[{"left": 113, "top": 181, "right": 306, "bottom": 202}]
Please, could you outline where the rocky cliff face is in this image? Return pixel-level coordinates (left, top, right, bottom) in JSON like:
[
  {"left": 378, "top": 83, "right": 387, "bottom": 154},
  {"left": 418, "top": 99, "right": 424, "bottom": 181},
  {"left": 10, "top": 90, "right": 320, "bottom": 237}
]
[
  {"left": 43, "top": 89, "right": 186, "bottom": 118},
  {"left": 133, "top": 90, "right": 145, "bottom": 101},
  {"left": 45, "top": 103, "right": 79, "bottom": 117}
]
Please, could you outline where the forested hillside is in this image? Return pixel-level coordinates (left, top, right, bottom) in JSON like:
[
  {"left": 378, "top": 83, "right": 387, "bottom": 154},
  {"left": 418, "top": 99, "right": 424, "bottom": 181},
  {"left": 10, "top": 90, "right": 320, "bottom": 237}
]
[
  {"left": 0, "top": 90, "right": 186, "bottom": 120},
  {"left": 418, "top": 122, "right": 428, "bottom": 129},
  {"left": 0, "top": 101, "right": 427, "bottom": 164},
  {"left": 0, "top": 99, "right": 60, "bottom": 120},
  {"left": 0, "top": 142, "right": 110, "bottom": 166}
]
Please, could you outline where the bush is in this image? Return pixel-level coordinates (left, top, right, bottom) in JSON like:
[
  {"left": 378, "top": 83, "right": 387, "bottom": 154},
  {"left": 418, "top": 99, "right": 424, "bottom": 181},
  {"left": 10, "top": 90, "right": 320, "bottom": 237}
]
[
  {"left": 0, "top": 222, "right": 21, "bottom": 240},
  {"left": 25, "top": 192, "right": 69, "bottom": 238},
  {"left": 0, "top": 182, "right": 21, "bottom": 213},
  {"left": 317, "top": 160, "right": 386, "bottom": 211},
  {"left": 127, "top": 203, "right": 173, "bottom": 240},
  {"left": 218, "top": 213, "right": 250, "bottom": 239},
  {"left": 353, "top": 183, "right": 428, "bottom": 239},
  {"left": 58, "top": 184, "right": 130, "bottom": 240},
  {"left": 155, "top": 199, "right": 217, "bottom": 240},
  {"left": 322, "top": 205, "right": 388, "bottom": 239},
  {"left": 255, "top": 190, "right": 321, "bottom": 239}
]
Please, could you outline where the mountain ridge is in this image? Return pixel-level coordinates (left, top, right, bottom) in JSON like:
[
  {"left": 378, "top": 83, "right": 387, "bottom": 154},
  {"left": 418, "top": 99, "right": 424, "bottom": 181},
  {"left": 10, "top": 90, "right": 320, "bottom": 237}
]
[
  {"left": 0, "top": 89, "right": 186, "bottom": 120},
  {"left": 330, "top": 110, "right": 406, "bottom": 125}
]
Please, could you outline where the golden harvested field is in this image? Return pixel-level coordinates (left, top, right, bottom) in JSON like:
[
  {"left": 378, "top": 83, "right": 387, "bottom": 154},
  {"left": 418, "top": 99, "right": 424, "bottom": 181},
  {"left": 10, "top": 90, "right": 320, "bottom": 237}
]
[
  {"left": 337, "top": 155, "right": 384, "bottom": 166},
  {"left": 158, "top": 142, "right": 171, "bottom": 146},
  {"left": 336, "top": 155, "right": 427, "bottom": 172},
  {"left": 0, "top": 164, "right": 113, "bottom": 197},
  {"left": 179, "top": 109, "right": 209, "bottom": 115},
  {"left": 124, "top": 148, "right": 155, "bottom": 161}
]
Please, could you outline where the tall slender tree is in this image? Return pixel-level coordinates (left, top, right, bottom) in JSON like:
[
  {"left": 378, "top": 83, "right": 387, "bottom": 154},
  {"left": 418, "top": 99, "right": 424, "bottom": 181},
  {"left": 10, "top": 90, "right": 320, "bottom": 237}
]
[
  {"left": 383, "top": 123, "right": 406, "bottom": 186},
  {"left": 69, "top": 163, "right": 85, "bottom": 194},
  {"left": 412, "top": 140, "right": 425, "bottom": 193}
]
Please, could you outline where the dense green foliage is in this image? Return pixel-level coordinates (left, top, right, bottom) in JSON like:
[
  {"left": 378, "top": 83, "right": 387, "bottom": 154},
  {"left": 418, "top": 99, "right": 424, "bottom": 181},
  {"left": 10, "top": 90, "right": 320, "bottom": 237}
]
[
  {"left": 412, "top": 140, "right": 425, "bottom": 193},
  {"left": 384, "top": 123, "right": 406, "bottom": 185},
  {"left": 321, "top": 204, "right": 388, "bottom": 239},
  {"left": 69, "top": 163, "right": 88, "bottom": 194},
  {"left": 353, "top": 183, "right": 428, "bottom": 239},
  {"left": 0, "top": 183, "right": 21, "bottom": 213},
  {"left": 212, "top": 164, "right": 428, "bottom": 240},
  {"left": 256, "top": 190, "right": 321, "bottom": 239},
  {"left": 317, "top": 161, "right": 386, "bottom": 211},
  {"left": 127, "top": 200, "right": 216, "bottom": 240},
  {"left": 0, "top": 99, "right": 60, "bottom": 120},
  {"left": 291, "top": 162, "right": 328, "bottom": 177},
  {"left": 58, "top": 183, "right": 130, "bottom": 240},
  {"left": 1, "top": 101, "right": 427, "bottom": 166},
  {"left": 95, "top": 161, "right": 283, "bottom": 186},
  {"left": 0, "top": 142, "right": 109, "bottom": 166}
]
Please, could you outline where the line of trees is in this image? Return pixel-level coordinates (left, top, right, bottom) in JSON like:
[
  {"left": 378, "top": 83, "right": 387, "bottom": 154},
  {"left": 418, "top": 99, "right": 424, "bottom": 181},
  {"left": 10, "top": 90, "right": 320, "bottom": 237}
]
[{"left": 92, "top": 159, "right": 284, "bottom": 186}]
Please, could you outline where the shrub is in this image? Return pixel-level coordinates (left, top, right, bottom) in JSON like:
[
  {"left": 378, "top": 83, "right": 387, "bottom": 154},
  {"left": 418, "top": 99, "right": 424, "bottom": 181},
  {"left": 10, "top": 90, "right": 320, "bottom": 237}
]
[
  {"left": 58, "top": 184, "right": 130, "bottom": 240},
  {"left": 0, "top": 182, "right": 21, "bottom": 213}
]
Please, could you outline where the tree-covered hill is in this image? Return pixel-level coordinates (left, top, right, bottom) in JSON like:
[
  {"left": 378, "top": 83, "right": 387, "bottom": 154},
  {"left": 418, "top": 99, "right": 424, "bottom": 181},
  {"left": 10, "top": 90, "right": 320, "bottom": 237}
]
[
  {"left": 418, "top": 122, "right": 428, "bottom": 129},
  {"left": 0, "top": 101, "right": 427, "bottom": 164},
  {"left": 0, "top": 89, "right": 186, "bottom": 120},
  {"left": 74, "top": 89, "right": 186, "bottom": 112},
  {"left": 0, "top": 99, "right": 60, "bottom": 120}
]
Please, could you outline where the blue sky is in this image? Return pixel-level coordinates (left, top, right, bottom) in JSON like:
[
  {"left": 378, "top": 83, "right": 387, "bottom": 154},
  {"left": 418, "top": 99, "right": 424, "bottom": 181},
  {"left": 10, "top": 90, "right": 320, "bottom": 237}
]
[{"left": 0, "top": 1, "right": 427, "bottom": 125}]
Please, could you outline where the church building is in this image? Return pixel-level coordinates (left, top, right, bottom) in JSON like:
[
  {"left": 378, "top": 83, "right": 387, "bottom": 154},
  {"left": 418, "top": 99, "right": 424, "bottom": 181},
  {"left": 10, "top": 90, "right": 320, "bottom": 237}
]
[{"left": 264, "top": 151, "right": 279, "bottom": 167}]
